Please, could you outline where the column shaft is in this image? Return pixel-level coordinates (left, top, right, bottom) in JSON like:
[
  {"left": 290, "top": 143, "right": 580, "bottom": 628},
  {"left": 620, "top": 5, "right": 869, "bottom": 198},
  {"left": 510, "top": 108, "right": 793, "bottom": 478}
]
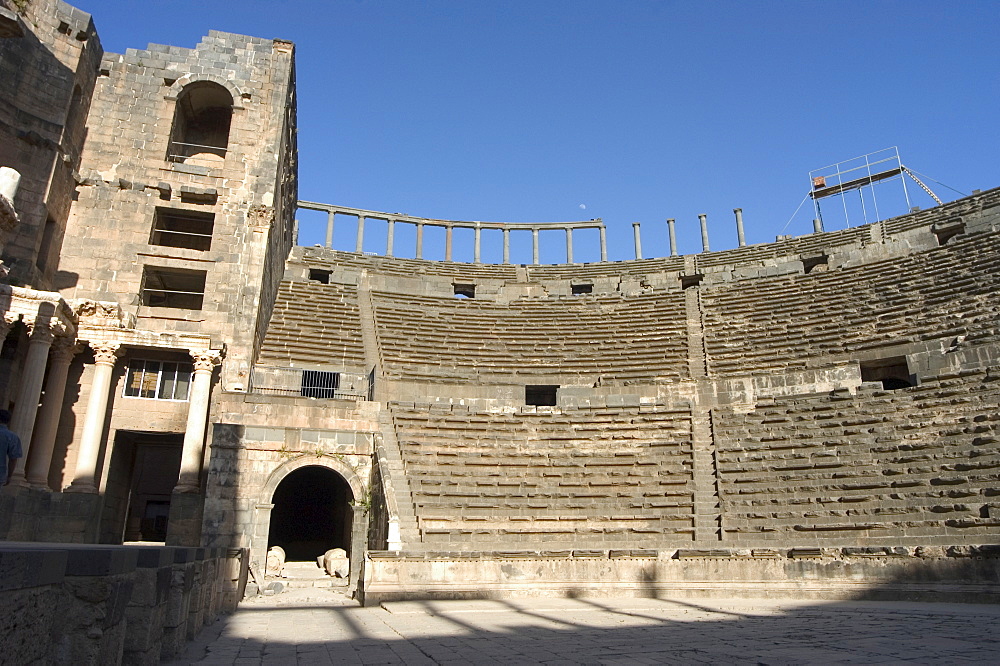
[
  {"left": 67, "top": 342, "right": 120, "bottom": 492},
  {"left": 667, "top": 219, "right": 678, "bottom": 256},
  {"left": 175, "top": 350, "right": 222, "bottom": 493},
  {"left": 599, "top": 227, "right": 608, "bottom": 262},
  {"left": 445, "top": 226, "right": 453, "bottom": 261},
  {"left": 8, "top": 323, "right": 55, "bottom": 485},
  {"left": 565, "top": 228, "right": 573, "bottom": 263},
  {"left": 532, "top": 229, "right": 539, "bottom": 265},
  {"left": 734, "top": 208, "right": 746, "bottom": 247},
  {"left": 386, "top": 220, "right": 395, "bottom": 256},
  {"left": 325, "top": 211, "right": 334, "bottom": 248},
  {"left": 632, "top": 222, "right": 643, "bottom": 260},
  {"left": 355, "top": 216, "right": 365, "bottom": 253},
  {"left": 25, "top": 340, "right": 79, "bottom": 488},
  {"left": 415, "top": 223, "right": 424, "bottom": 259},
  {"left": 502, "top": 229, "right": 510, "bottom": 264},
  {"left": 474, "top": 225, "right": 481, "bottom": 263},
  {"left": 699, "top": 214, "right": 710, "bottom": 252}
]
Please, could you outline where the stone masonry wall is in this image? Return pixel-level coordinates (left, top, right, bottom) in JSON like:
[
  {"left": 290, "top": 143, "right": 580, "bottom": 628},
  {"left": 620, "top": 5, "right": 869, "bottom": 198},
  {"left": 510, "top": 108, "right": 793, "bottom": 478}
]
[{"left": 0, "top": 0, "right": 102, "bottom": 288}]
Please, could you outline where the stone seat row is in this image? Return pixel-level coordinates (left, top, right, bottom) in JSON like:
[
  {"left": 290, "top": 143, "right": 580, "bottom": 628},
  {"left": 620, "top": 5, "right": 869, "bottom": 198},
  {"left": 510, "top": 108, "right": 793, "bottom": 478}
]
[{"left": 701, "top": 233, "right": 1000, "bottom": 374}]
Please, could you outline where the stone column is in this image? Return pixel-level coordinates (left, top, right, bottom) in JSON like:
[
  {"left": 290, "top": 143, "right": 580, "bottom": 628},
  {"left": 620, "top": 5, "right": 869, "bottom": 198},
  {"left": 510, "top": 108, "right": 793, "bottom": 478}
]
[
  {"left": 813, "top": 218, "right": 824, "bottom": 233},
  {"left": 355, "top": 216, "right": 365, "bottom": 253},
  {"left": 415, "top": 223, "right": 424, "bottom": 259},
  {"left": 734, "top": 208, "right": 746, "bottom": 247},
  {"left": 445, "top": 225, "right": 453, "bottom": 261},
  {"left": 0, "top": 166, "right": 20, "bottom": 201},
  {"left": 67, "top": 341, "right": 121, "bottom": 493},
  {"left": 699, "top": 214, "right": 710, "bottom": 252},
  {"left": 502, "top": 229, "right": 510, "bottom": 264},
  {"left": 667, "top": 218, "right": 678, "bottom": 256},
  {"left": 386, "top": 219, "right": 395, "bottom": 256},
  {"left": 532, "top": 228, "right": 539, "bottom": 265},
  {"left": 25, "top": 338, "right": 81, "bottom": 489},
  {"left": 632, "top": 222, "right": 642, "bottom": 260},
  {"left": 325, "top": 211, "right": 334, "bottom": 248},
  {"left": 0, "top": 312, "right": 17, "bottom": 357},
  {"left": 565, "top": 228, "right": 573, "bottom": 263},
  {"left": 175, "top": 350, "right": 223, "bottom": 493},
  {"left": 473, "top": 224, "right": 481, "bottom": 263},
  {"left": 8, "top": 320, "right": 56, "bottom": 486},
  {"left": 599, "top": 226, "right": 607, "bottom": 262}
]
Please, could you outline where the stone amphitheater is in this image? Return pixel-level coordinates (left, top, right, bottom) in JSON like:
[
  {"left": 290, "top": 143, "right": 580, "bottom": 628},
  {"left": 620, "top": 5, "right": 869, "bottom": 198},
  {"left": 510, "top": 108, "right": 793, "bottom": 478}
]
[{"left": 1, "top": 0, "right": 998, "bottom": 661}]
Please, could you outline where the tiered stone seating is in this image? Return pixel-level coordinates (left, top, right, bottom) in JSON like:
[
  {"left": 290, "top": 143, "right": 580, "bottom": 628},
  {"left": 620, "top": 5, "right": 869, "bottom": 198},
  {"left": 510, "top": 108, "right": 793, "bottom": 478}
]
[
  {"left": 300, "top": 249, "right": 520, "bottom": 281},
  {"left": 715, "top": 373, "right": 1000, "bottom": 543},
  {"left": 526, "top": 257, "right": 686, "bottom": 280},
  {"left": 701, "top": 230, "right": 1000, "bottom": 375},
  {"left": 372, "top": 289, "right": 690, "bottom": 382},
  {"left": 391, "top": 403, "right": 695, "bottom": 549},
  {"left": 694, "top": 225, "right": 872, "bottom": 271},
  {"left": 257, "top": 280, "right": 366, "bottom": 368}
]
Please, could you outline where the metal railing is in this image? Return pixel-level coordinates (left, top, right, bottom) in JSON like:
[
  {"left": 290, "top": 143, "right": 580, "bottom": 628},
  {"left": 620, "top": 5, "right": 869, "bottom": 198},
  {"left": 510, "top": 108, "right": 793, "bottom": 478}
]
[
  {"left": 249, "top": 365, "right": 374, "bottom": 401},
  {"left": 167, "top": 141, "right": 227, "bottom": 167}
]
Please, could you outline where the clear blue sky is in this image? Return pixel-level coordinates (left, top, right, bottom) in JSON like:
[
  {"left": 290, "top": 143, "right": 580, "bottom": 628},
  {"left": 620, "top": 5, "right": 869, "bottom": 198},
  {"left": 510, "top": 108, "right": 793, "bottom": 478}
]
[{"left": 75, "top": 1, "right": 998, "bottom": 264}]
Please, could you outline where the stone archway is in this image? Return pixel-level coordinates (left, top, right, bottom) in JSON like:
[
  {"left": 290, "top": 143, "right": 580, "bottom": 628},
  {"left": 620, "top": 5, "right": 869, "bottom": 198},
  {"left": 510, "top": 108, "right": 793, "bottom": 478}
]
[
  {"left": 251, "top": 455, "right": 368, "bottom": 594},
  {"left": 268, "top": 466, "right": 351, "bottom": 561}
]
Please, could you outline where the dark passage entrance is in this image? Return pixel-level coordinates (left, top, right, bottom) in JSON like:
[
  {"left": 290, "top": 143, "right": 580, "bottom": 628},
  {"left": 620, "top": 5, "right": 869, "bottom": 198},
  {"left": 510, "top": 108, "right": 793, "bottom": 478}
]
[{"left": 268, "top": 466, "right": 353, "bottom": 562}]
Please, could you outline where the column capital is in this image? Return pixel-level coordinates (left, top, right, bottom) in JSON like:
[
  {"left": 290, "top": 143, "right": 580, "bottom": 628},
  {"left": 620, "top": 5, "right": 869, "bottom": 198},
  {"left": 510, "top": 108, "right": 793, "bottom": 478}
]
[
  {"left": 190, "top": 349, "right": 224, "bottom": 372},
  {"left": 25, "top": 318, "right": 56, "bottom": 345},
  {"left": 2, "top": 311, "right": 18, "bottom": 329},
  {"left": 50, "top": 337, "right": 83, "bottom": 364},
  {"left": 89, "top": 341, "right": 122, "bottom": 365}
]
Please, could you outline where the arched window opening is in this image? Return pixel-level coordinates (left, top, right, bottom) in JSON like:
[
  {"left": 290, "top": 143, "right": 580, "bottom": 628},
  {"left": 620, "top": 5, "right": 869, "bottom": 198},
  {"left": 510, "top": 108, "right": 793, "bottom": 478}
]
[{"left": 168, "top": 82, "right": 233, "bottom": 167}]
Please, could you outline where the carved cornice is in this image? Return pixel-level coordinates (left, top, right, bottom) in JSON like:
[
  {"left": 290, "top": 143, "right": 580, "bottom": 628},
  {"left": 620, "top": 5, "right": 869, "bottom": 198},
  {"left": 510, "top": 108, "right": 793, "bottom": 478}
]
[
  {"left": 73, "top": 299, "right": 134, "bottom": 329},
  {"left": 190, "top": 349, "right": 224, "bottom": 373}
]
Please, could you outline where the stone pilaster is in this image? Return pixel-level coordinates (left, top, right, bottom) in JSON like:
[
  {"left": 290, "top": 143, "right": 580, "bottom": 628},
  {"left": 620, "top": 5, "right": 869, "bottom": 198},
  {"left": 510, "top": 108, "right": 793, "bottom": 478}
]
[
  {"left": 66, "top": 342, "right": 122, "bottom": 493},
  {"left": 175, "top": 349, "right": 223, "bottom": 493}
]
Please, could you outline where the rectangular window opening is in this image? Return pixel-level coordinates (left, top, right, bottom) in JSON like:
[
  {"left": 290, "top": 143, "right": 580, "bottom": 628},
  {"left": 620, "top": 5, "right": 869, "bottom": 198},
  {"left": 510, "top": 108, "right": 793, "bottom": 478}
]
[
  {"left": 454, "top": 283, "right": 476, "bottom": 299},
  {"left": 680, "top": 274, "right": 703, "bottom": 290},
  {"left": 124, "top": 359, "right": 193, "bottom": 400},
  {"left": 141, "top": 266, "right": 207, "bottom": 310},
  {"left": 309, "top": 269, "right": 331, "bottom": 284},
  {"left": 150, "top": 208, "right": 215, "bottom": 251},
  {"left": 859, "top": 357, "right": 913, "bottom": 390},
  {"left": 802, "top": 255, "right": 829, "bottom": 274},
  {"left": 301, "top": 370, "right": 340, "bottom": 399},
  {"left": 572, "top": 283, "right": 593, "bottom": 295},
  {"left": 526, "top": 385, "right": 558, "bottom": 407}
]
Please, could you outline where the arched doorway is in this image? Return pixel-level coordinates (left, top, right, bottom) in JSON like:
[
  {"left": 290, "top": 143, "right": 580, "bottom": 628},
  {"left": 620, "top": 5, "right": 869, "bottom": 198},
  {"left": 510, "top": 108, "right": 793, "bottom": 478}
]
[{"left": 267, "top": 465, "right": 353, "bottom": 562}]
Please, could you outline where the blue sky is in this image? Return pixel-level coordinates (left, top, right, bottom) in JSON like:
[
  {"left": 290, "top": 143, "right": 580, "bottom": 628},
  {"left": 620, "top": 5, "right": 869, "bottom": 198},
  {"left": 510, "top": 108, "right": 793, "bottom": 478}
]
[{"left": 75, "top": 1, "right": 998, "bottom": 264}]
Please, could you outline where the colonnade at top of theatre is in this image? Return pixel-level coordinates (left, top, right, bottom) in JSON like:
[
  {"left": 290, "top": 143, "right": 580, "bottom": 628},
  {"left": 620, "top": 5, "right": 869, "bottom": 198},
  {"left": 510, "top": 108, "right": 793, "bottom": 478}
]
[
  {"left": 298, "top": 201, "right": 610, "bottom": 264},
  {"left": 297, "top": 202, "right": 772, "bottom": 264}
]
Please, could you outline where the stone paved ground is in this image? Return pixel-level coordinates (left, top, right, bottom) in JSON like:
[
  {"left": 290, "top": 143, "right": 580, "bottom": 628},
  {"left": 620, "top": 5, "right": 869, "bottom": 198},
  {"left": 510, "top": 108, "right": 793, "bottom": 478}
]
[{"left": 169, "top": 588, "right": 1000, "bottom": 665}]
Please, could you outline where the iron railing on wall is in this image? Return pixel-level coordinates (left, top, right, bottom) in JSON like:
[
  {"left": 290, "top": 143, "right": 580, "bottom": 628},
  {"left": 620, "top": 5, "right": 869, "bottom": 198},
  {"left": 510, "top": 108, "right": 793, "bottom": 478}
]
[{"left": 249, "top": 365, "right": 374, "bottom": 401}]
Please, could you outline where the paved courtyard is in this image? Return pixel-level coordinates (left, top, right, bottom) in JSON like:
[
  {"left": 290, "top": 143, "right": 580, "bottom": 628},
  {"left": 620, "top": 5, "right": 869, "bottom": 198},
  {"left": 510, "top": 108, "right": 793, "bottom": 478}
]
[{"left": 169, "top": 588, "right": 1000, "bottom": 665}]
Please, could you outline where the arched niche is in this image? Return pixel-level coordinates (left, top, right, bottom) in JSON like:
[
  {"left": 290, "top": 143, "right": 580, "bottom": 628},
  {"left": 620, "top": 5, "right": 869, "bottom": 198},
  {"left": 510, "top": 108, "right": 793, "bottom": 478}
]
[{"left": 166, "top": 80, "right": 236, "bottom": 167}]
